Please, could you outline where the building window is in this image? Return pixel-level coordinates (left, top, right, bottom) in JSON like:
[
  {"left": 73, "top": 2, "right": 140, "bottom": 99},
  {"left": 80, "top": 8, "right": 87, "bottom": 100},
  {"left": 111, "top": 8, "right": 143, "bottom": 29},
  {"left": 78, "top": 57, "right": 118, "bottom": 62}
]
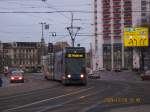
[
  {"left": 113, "top": 2, "right": 120, "bottom": 6},
  {"left": 141, "top": 13, "right": 146, "bottom": 17},
  {"left": 141, "top": 1, "right": 147, "bottom": 6},
  {"left": 124, "top": 13, "right": 132, "bottom": 17},
  {"left": 124, "top": 1, "right": 131, "bottom": 5},
  {"left": 141, "top": 7, "right": 147, "bottom": 11}
]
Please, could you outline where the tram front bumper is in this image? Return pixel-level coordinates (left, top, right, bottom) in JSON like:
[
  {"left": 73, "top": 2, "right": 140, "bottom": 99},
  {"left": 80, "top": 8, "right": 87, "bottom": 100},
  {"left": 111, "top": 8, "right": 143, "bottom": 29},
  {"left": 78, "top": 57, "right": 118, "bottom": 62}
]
[{"left": 64, "top": 78, "right": 87, "bottom": 84}]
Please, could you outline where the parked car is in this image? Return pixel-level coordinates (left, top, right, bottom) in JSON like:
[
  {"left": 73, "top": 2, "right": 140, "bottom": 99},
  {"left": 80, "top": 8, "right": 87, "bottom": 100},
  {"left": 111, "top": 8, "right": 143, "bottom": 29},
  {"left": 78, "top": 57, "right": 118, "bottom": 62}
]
[
  {"left": 10, "top": 71, "right": 24, "bottom": 83},
  {"left": 9, "top": 68, "right": 24, "bottom": 75},
  {"left": 141, "top": 70, "right": 150, "bottom": 81},
  {"left": 113, "top": 66, "right": 122, "bottom": 72},
  {"left": 114, "top": 68, "right": 122, "bottom": 72},
  {"left": 4, "top": 68, "right": 19, "bottom": 77},
  {"left": 88, "top": 70, "right": 100, "bottom": 79}
]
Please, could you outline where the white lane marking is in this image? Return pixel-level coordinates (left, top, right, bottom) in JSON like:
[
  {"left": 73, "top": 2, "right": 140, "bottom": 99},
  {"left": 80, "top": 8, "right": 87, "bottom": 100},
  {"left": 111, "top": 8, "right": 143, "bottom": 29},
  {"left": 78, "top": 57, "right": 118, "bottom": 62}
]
[
  {"left": 36, "top": 104, "right": 63, "bottom": 112},
  {"left": 0, "top": 85, "right": 60, "bottom": 100},
  {"left": 79, "top": 102, "right": 101, "bottom": 112},
  {"left": 79, "top": 93, "right": 96, "bottom": 99},
  {"left": 37, "top": 92, "right": 97, "bottom": 112},
  {"left": 60, "top": 92, "right": 97, "bottom": 105},
  {"left": 3, "top": 87, "right": 94, "bottom": 112},
  {"left": 0, "top": 86, "right": 85, "bottom": 100}
]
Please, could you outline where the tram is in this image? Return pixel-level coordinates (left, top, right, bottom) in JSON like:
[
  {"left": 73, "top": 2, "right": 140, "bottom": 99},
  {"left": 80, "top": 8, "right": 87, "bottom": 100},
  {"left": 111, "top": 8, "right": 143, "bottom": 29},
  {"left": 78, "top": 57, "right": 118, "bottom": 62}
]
[{"left": 42, "top": 47, "right": 87, "bottom": 85}]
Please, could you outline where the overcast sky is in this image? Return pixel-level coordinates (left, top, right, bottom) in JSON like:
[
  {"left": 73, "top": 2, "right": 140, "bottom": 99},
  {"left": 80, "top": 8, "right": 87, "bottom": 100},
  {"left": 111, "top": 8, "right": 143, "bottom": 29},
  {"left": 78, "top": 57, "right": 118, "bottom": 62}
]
[{"left": 0, "top": 0, "right": 92, "bottom": 50}]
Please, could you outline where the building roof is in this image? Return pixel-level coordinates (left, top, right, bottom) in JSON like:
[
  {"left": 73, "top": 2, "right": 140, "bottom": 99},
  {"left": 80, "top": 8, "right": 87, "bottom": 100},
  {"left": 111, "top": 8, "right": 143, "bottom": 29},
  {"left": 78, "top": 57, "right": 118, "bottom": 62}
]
[{"left": 3, "top": 43, "right": 12, "bottom": 49}]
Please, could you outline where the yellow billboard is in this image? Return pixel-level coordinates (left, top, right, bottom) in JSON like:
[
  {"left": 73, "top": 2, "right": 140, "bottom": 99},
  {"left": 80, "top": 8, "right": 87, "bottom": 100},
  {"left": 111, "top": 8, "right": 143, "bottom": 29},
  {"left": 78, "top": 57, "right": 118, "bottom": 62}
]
[{"left": 123, "top": 27, "right": 149, "bottom": 47}]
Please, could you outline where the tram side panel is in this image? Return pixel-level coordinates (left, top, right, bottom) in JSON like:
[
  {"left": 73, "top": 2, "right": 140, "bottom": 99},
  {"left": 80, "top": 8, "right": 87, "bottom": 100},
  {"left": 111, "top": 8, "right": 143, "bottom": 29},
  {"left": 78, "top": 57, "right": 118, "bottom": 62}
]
[
  {"left": 53, "top": 52, "right": 64, "bottom": 81},
  {"left": 42, "top": 53, "right": 54, "bottom": 80}
]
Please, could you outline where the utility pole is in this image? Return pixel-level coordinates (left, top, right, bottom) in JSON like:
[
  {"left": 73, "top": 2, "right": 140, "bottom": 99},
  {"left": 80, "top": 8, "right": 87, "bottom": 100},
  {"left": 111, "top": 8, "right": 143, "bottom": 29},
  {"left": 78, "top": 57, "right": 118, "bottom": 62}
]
[
  {"left": 67, "top": 13, "right": 81, "bottom": 47},
  {"left": 39, "top": 22, "right": 47, "bottom": 58},
  {"left": 111, "top": 35, "right": 114, "bottom": 71},
  {"left": 90, "top": 43, "right": 93, "bottom": 69},
  {"left": 122, "top": 34, "right": 125, "bottom": 69},
  {"left": 39, "top": 22, "right": 46, "bottom": 41}
]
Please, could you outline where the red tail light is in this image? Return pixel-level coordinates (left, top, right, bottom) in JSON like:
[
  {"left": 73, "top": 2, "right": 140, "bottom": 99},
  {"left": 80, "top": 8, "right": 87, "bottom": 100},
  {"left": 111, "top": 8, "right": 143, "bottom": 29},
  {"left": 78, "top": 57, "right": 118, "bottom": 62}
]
[{"left": 19, "top": 77, "right": 23, "bottom": 80}]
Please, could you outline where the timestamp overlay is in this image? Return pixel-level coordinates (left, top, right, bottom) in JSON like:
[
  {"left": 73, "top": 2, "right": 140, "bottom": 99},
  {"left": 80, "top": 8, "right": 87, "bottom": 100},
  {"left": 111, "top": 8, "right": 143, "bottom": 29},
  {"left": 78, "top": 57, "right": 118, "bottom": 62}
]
[{"left": 102, "top": 97, "right": 142, "bottom": 104}]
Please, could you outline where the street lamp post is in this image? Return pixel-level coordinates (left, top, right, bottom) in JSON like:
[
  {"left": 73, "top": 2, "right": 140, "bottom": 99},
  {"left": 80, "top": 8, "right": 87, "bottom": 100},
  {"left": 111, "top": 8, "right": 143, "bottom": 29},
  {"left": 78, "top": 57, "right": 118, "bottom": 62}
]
[
  {"left": 39, "top": 22, "right": 46, "bottom": 40},
  {"left": 111, "top": 33, "right": 114, "bottom": 71}
]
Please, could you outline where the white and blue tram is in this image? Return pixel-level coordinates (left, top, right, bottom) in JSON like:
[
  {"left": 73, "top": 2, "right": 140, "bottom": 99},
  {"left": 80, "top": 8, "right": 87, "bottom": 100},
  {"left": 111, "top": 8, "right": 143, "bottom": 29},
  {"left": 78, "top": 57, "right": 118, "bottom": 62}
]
[{"left": 42, "top": 47, "right": 87, "bottom": 85}]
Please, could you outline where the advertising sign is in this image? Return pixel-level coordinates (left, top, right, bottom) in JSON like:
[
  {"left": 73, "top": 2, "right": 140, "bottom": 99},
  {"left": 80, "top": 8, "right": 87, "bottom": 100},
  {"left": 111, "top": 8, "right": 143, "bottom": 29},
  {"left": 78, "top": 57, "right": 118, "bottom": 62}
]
[{"left": 124, "top": 27, "right": 149, "bottom": 47}]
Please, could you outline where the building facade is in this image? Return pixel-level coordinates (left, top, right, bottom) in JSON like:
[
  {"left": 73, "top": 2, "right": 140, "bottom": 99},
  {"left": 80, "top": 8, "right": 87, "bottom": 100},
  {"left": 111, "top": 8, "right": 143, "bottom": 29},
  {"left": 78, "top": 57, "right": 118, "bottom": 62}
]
[
  {"left": 92, "top": 0, "right": 103, "bottom": 71},
  {"left": 0, "top": 41, "right": 4, "bottom": 71},
  {"left": 53, "top": 42, "right": 70, "bottom": 52},
  {"left": 92, "top": 0, "right": 150, "bottom": 71},
  {"left": 1, "top": 42, "right": 46, "bottom": 72}
]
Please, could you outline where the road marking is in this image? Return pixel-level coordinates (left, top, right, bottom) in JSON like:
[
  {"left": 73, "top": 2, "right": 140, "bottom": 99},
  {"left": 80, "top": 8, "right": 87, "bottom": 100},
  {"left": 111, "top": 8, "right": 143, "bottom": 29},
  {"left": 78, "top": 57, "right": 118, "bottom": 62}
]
[
  {"left": 0, "top": 84, "right": 60, "bottom": 100},
  {"left": 3, "top": 87, "right": 94, "bottom": 112},
  {"left": 79, "top": 92, "right": 96, "bottom": 99},
  {"left": 36, "top": 92, "right": 97, "bottom": 112},
  {"left": 79, "top": 102, "right": 101, "bottom": 112},
  {"left": 36, "top": 104, "right": 63, "bottom": 112},
  {"left": 0, "top": 85, "right": 85, "bottom": 100}
]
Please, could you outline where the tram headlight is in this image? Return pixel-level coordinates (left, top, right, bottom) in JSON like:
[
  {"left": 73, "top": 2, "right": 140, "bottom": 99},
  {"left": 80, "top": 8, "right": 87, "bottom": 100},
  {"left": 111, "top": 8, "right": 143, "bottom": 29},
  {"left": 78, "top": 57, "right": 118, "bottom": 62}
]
[
  {"left": 67, "top": 74, "right": 71, "bottom": 78},
  {"left": 80, "top": 74, "right": 84, "bottom": 78}
]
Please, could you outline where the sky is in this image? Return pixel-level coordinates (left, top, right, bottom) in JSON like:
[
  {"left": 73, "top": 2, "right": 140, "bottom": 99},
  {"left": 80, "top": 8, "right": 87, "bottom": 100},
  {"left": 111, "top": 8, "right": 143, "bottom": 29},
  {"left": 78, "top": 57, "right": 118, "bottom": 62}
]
[{"left": 0, "top": 0, "right": 92, "bottom": 50}]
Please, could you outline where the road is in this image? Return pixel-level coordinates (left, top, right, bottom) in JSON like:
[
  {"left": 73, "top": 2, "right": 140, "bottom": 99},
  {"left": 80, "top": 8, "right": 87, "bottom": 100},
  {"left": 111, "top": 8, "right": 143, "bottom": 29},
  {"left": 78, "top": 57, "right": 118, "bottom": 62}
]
[{"left": 0, "top": 72, "right": 150, "bottom": 112}]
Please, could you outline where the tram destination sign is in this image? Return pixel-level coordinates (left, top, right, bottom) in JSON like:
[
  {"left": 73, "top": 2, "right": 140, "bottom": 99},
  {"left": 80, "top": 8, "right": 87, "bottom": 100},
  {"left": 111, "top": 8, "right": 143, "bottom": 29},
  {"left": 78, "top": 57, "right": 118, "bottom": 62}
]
[
  {"left": 66, "top": 53, "right": 85, "bottom": 58},
  {"left": 123, "top": 27, "right": 149, "bottom": 47}
]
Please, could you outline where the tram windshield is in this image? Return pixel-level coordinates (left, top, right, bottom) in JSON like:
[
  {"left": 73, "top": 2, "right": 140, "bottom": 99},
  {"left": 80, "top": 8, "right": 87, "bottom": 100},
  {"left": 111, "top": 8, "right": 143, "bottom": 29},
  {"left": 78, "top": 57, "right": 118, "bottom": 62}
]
[{"left": 66, "top": 59, "right": 85, "bottom": 74}]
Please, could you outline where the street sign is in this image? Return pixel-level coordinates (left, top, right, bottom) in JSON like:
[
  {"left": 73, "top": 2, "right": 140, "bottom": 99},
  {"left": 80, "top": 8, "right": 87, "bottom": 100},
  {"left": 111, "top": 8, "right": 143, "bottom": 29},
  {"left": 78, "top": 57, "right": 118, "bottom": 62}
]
[{"left": 123, "top": 27, "right": 149, "bottom": 47}]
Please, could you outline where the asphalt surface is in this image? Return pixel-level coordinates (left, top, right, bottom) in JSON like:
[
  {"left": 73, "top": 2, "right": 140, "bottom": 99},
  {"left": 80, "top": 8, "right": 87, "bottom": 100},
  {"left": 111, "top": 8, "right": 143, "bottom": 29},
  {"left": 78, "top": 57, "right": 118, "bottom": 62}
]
[{"left": 0, "top": 71, "right": 150, "bottom": 112}]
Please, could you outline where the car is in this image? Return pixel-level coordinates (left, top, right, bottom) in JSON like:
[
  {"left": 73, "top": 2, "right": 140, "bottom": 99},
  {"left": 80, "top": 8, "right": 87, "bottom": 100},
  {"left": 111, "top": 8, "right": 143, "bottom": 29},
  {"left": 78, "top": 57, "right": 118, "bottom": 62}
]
[
  {"left": 88, "top": 69, "right": 93, "bottom": 76},
  {"left": 9, "top": 68, "right": 20, "bottom": 73},
  {"left": 9, "top": 68, "right": 24, "bottom": 75},
  {"left": 4, "top": 68, "right": 19, "bottom": 77},
  {"left": 141, "top": 70, "right": 150, "bottom": 81},
  {"left": 114, "top": 68, "right": 122, "bottom": 72},
  {"left": 88, "top": 70, "right": 100, "bottom": 79},
  {"left": 10, "top": 71, "right": 24, "bottom": 83},
  {"left": 0, "top": 77, "right": 2, "bottom": 87},
  {"left": 99, "top": 67, "right": 106, "bottom": 71},
  {"left": 113, "top": 66, "right": 122, "bottom": 72}
]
